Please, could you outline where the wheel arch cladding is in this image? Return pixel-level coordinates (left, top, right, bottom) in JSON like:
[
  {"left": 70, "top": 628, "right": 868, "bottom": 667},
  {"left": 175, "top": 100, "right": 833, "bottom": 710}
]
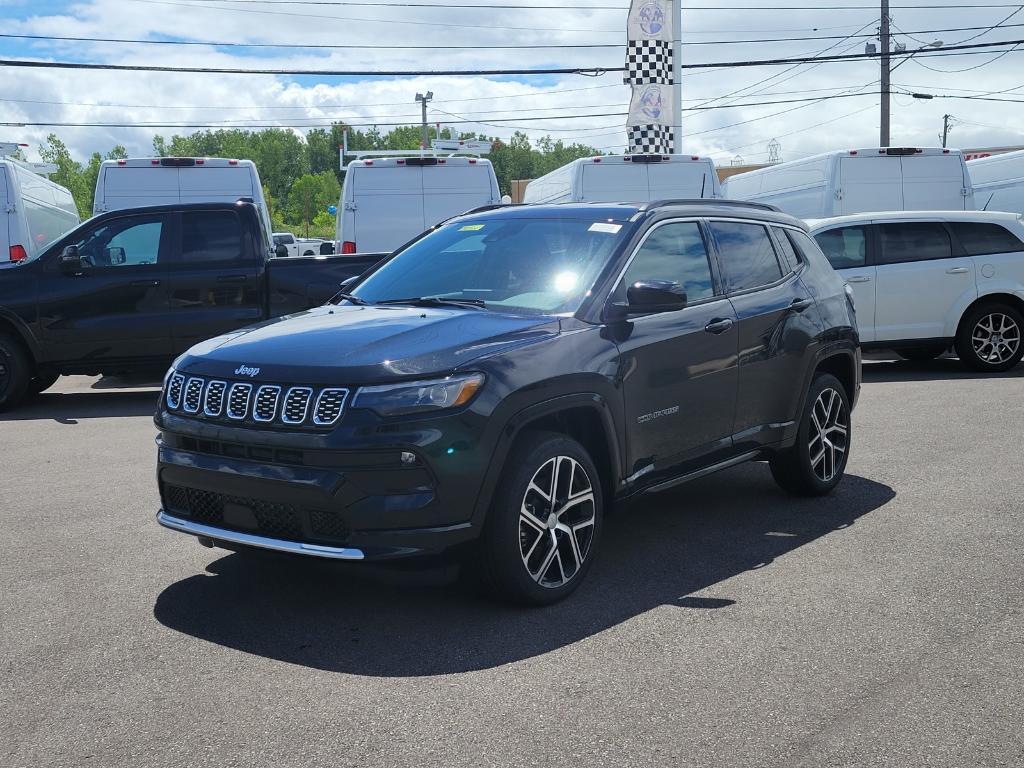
[
  {"left": 0, "top": 315, "right": 36, "bottom": 363},
  {"left": 815, "top": 352, "right": 857, "bottom": 406},
  {"left": 515, "top": 406, "right": 617, "bottom": 505}
]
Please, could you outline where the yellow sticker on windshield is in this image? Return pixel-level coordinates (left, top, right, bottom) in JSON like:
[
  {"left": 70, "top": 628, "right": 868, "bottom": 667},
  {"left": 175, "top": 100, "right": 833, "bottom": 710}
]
[{"left": 459, "top": 224, "right": 485, "bottom": 231}]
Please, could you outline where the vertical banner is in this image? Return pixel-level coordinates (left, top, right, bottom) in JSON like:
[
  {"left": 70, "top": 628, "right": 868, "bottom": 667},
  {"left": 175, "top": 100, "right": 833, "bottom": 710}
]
[{"left": 624, "top": 0, "right": 676, "bottom": 154}]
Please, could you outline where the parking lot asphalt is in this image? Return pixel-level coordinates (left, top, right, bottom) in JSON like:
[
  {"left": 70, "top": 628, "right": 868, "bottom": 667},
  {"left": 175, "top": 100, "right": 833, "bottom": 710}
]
[{"left": 2, "top": 361, "right": 1023, "bottom": 768}]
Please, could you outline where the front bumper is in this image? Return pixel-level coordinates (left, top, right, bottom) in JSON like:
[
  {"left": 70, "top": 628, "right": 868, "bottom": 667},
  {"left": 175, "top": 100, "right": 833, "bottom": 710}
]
[{"left": 154, "top": 417, "right": 487, "bottom": 560}]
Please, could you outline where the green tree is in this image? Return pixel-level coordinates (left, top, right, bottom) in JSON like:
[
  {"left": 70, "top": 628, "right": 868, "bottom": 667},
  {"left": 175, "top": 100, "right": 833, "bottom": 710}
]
[{"left": 285, "top": 171, "right": 340, "bottom": 237}]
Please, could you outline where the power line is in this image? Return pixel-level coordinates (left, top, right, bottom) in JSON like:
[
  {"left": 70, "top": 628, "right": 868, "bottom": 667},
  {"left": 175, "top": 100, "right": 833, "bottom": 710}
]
[
  {"left": 117, "top": 0, "right": 1024, "bottom": 8},
  {"left": 3, "top": 38, "right": 1024, "bottom": 77},
  {"left": 9, "top": 24, "right": 1024, "bottom": 50}
]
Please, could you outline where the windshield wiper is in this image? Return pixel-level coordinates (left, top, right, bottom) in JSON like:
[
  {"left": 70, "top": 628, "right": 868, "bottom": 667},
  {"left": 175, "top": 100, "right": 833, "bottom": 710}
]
[
  {"left": 333, "top": 292, "right": 372, "bottom": 306},
  {"left": 375, "top": 296, "right": 487, "bottom": 309}
]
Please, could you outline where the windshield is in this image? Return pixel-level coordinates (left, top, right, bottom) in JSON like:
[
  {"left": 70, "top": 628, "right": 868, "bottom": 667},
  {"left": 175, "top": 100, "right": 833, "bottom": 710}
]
[{"left": 350, "top": 216, "right": 631, "bottom": 315}]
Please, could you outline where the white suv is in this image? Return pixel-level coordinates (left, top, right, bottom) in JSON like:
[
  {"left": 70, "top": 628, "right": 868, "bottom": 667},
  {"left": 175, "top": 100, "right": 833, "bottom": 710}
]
[{"left": 808, "top": 211, "right": 1024, "bottom": 372}]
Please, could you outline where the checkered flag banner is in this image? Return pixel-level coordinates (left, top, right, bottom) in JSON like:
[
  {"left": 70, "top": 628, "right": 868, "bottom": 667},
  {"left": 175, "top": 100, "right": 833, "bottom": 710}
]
[
  {"left": 627, "top": 125, "right": 674, "bottom": 155},
  {"left": 625, "top": 0, "right": 676, "bottom": 154}
]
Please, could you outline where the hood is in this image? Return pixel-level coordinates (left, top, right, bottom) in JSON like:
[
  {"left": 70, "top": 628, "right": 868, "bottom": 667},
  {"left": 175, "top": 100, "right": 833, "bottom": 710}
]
[{"left": 177, "top": 304, "right": 560, "bottom": 384}]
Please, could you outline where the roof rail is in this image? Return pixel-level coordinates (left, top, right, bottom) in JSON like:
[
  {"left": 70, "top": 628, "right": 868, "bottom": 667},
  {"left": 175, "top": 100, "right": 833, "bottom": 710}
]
[{"left": 644, "top": 198, "right": 781, "bottom": 212}]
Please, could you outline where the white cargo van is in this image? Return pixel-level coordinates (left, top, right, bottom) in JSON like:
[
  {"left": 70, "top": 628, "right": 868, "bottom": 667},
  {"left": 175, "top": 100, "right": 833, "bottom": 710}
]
[
  {"left": 1, "top": 153, "right": 80, "bottom": 263},
  {"left": 523, "top": 154, "right": 721, "bottom": 205},
  {"left": 969, "top": 149, "right": 1024, "bottom": 214},
  {"left": 93, "top": 157, "right": 272, "bottom": 244},
  {"left": 336, "top": 157, "right": 501, "bottom": 254},
  {"left": 722, "top": 148, "right": 974, "bottom": 219}
]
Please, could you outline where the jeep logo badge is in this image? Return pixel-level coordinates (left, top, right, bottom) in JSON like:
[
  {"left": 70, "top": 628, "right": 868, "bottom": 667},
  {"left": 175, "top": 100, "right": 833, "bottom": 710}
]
[{"left": 234, "top": 365, "right": 261, "bottom": 378}]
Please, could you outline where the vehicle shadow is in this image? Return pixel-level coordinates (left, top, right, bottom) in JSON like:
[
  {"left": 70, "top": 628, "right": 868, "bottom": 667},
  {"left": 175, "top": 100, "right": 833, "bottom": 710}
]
[
  {"left": 862, "top": 357, "right": 1024, "bottom": 383},
  {"left": 0, "top": 389, "right": 160, "bottom": 423},
  {"left": 153, "top": 465, "right": 895, "bottom": 677}
]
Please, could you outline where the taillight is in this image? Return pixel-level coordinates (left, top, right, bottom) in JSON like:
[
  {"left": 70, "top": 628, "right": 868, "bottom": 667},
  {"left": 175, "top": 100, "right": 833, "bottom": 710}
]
[
  {"left": 342, "top": 241, "right": 357, "bottom": 254},
  {"left": 9, "top": 244, "right": 28, "bottom": 262}
]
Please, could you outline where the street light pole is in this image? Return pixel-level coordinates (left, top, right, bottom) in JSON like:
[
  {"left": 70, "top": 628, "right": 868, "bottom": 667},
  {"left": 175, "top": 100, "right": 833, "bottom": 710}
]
[
  {"left": 415, "top": 91, "right": 434, "bottom": 150},
  {"left": 672, "top": 0, "right": 682, "bottom": 153},
  {"left": 880, "top": 0, "right": 891, "bottom": 147}
]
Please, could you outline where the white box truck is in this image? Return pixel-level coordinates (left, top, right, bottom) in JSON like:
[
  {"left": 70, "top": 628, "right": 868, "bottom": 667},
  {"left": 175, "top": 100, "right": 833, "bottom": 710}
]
[
  {"left": 969, "top": 149, "right": 1024, "bottom": 214},
  {"left": 93, "top": 157, "right": 273, "bottom": 245},
  {"left": 336, "top": 156, "right": 501, "bottom": 254},
  {"left": 1, "top": 148, "right": 80, "bottom": 264},
  {"left": 523, "top": 154, "right": 721, "bottom": 205},
  {"left": 722, "top": 147, "right": 974, "bottom": 219}
]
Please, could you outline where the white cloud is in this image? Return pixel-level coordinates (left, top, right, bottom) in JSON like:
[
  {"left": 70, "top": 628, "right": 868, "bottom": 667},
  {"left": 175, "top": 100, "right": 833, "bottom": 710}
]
[{"left": 2, "top": 0, "right": 1023, "bottom": 165}]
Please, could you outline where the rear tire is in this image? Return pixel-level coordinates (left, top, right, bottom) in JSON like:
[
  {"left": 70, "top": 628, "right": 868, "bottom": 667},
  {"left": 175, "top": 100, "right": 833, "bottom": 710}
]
[
  {"left": 0, "top": 332, "right": 32, "bottom": 412},
  {"left": 770, "top": 373, "right": 851, "bottom": 497},
  {"left": 955, "top": 302, "right": 1024, "bottom": 373},
  {"left": 480, "top": 431, "right": 603, "bottom": 605}
]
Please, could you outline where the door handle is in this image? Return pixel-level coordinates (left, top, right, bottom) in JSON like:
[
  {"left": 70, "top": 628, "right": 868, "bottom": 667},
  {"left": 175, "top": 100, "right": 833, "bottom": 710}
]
[
  {"left": 216, "top": 275, "right": 248, "bottom": 283},
  {"left": 130, "top": 280, "right": 161, "bottom": 287},
  {"left": 946, "top": 267, "right": 969, "bottom": 275},
  {"left": 704, "top": 318, "right": 734, "bottom": 335},
  {"left": 789, "top": 297, "right": 813, "bottom": 313},
  {"left": 845, "top": 275, "right": 871, "bottom": 283}
]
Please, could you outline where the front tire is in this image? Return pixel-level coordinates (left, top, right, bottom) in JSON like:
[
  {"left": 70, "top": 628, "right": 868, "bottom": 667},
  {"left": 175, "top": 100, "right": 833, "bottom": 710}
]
[
  {"left": 770, "top": 373, "right": 851, "bottom": 496},
  {"left": 955, "top": 302, "right": 1024, "bottom": 373},
  {"left": 480, "top": 431, "right": 603, "bottom": 605},
  {"left": 0, "top": 332, "right": 31, "bottom": 412}
]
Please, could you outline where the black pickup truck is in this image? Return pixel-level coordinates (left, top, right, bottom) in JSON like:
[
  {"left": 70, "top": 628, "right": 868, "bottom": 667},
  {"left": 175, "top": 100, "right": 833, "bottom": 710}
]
[{"left": 0, "top": 201, "right": 381, "bottom": 409}]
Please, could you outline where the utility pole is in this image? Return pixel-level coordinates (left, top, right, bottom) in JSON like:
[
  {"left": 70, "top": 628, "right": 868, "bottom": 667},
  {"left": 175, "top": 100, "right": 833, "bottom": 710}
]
[
  {"left": 672, "top": 0, "right": 682, "bottom": 153},
  {"left": 880, "top": 0, "right": 891, "bottom": 147},
  {"left": 415, "top": 91, "right": 433, "bottom": 150},
  {"left": 941, "top": 114, "right": 953, "bottom": 147}
]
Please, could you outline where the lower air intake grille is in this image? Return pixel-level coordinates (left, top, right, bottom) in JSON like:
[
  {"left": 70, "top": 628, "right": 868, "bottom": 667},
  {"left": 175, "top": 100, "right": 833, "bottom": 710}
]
[{"left": 163, "top": 485, "right": 349, "bottom": 544}]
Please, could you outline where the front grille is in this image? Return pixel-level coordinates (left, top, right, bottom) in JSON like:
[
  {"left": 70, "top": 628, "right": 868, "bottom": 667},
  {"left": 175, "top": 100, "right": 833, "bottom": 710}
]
[
  {"left": 253, "top": 385, "right": 281, "bottom": 422},
  {"left": 227, "top": 383, "right": 253, "bottom": 420},
  {"left": 163, "top": 484, "right": 349, "bottom": 544},
  {"left": 166, "top": 374, "right": 351, "bottom": 428},
  {"left": 204, "top": 381, "right": 227, "bottom": 417},
  {"left": 183, "top": 378, "right": 204, "bottom": 414},
  {"left": 166, "top": 373, "right": 185, "bottom": 409},
  {"left": 314, "top": 388, "right": 349, "bottom": 426},
  {"left": 282, "top": 387, "right": 313, "bottom": 424}
]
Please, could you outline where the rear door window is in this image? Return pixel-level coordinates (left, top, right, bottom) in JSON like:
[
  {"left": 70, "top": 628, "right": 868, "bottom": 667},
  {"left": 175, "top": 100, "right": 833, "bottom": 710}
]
[
  {"left": 877, "top": 222, "right": 952, "bottom": 264},
  {"left": 814, "top": 225, "right": 869, "bottom": 269},
  {"left": 707, "top": 220, "right": 783, "bottom": 292},
  {"left": 949, "top": 222, "right": 1024, "bottom": 256},
  {"left": 181, "top": 211, "right": 247, "bottom": 264}
]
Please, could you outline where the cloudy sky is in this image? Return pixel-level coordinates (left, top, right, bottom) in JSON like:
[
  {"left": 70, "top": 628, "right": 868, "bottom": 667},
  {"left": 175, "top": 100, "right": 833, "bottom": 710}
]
[{"left": 2, "top": 0, "right": 1023, "bottom": 166}]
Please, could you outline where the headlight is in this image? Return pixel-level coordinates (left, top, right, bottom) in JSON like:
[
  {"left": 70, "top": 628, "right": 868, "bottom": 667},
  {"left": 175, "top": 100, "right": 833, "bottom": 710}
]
[{"left": 353, "top": 373, "right": 485, "bottom": 416}]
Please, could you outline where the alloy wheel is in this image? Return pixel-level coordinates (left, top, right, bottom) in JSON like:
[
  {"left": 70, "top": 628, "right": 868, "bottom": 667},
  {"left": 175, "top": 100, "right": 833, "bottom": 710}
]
[
  {"left": 972, "top": 312, "right": 1021, "bottom": 365},
  {"left": 519, "top": 455, "right": 596, "bottom": 589},
  {"left": 0, "top": 358, "right": 9, "bottom": 397},
  {"left": 808, "top": 388, "right": 848, "bottom": 483}
]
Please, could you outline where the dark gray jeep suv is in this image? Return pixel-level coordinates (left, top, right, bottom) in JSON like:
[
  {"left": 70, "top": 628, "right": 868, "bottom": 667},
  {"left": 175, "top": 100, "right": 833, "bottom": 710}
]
[{"left": 155, "top": 200, "right": 860, "bottom": 604}]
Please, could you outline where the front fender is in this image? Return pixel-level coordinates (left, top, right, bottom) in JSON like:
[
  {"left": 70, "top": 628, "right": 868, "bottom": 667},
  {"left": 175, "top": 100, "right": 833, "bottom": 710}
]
[{"left": 470, "top": 388, "right": 624, "bottom": 528}]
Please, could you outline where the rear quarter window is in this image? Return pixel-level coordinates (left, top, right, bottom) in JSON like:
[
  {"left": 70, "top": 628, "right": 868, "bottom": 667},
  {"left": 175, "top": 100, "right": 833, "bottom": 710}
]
[{"left": 949, "top": 222, "right": 1024, "bottom": 256}]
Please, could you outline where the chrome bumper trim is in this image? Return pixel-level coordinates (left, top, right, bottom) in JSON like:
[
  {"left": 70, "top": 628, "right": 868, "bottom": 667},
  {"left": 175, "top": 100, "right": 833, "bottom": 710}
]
[{"left": 157, "top": 510, "right": 365, "bottom": 560}]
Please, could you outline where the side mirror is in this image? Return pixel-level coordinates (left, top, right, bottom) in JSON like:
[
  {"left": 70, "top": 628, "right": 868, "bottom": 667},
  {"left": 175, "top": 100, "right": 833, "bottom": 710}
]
[
  {"left": 59, "top": 244, "right": 82, "bottom": 272},
  {"left": 274, "top": 244, "right": 289, "bottom": 258},
  {"left": 626, "top": 280, "right": 687, "bottom": 313},
  {"left": 104, "top": 246, "right": 126, "bottom": 266}
]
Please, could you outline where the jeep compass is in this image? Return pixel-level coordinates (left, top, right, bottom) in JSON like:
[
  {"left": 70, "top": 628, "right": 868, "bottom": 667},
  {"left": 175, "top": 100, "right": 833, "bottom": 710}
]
[{"left": 155, "top": 201, "right": 860, "bottom": 604}]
